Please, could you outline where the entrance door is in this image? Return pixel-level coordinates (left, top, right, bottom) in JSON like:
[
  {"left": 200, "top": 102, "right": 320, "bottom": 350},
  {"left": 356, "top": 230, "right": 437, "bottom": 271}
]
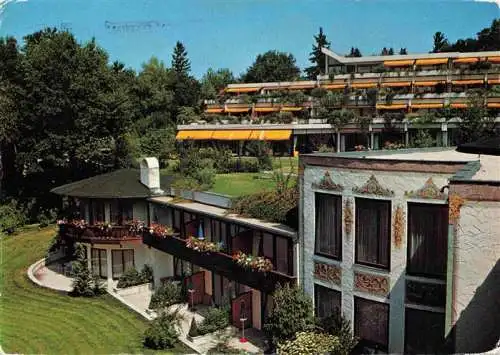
[
  {"left": 185, "top": 271, "right": 205, "bottom": 305},
  {"left": 232, "top": 291, "right": 252, "bottom": 329}
]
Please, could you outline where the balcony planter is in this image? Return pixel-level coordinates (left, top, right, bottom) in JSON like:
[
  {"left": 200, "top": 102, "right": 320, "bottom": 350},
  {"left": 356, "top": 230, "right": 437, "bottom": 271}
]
[{"left": 232, "top": 251, "right": 273, "bottom": 273}]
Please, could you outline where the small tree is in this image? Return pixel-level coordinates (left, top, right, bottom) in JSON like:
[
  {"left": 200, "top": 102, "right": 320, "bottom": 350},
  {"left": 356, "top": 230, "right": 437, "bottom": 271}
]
[
  {"left": 143, "top": 311, "right": 179, "bottom": 350},
  {"left": 70, "top": 243, "right": 97, "bottom": 297},
  {"left": 305, "top": 27, "right": 331, "bottom": 80},
  {"left": 263, "top": 284, "right": 315, "bottom": 347}
]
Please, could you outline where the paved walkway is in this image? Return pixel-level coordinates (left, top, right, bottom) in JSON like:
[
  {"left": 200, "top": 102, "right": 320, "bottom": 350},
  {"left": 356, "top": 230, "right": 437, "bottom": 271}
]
[{"left": 30, "top": 259, "right": 73, "bottom": 292}]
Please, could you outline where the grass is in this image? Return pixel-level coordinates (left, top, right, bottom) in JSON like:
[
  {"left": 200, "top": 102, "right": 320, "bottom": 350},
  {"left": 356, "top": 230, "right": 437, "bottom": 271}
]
[
  {"left": 0, "top": 226, "right": 189, "bottom": 354},
  {"left": 209, "top": 173, "right": 276, "bottom": 197}
]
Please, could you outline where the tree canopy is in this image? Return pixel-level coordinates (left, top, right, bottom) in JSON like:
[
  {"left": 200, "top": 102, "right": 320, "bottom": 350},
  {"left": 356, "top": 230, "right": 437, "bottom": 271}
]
[
  {"left": 432, "top": 19, "right": 500, "bottom": 52},
  {"left": 346, "top": 47, "right": 362, "bottom": 57},
  {"left": 200, "top": 68, "right": 234, "bottom": 99},
  {"left": 171, "top": 41, "right": 191, "bottom": 75},
  {"left": 242, "top": 50, "right": 301, "bottom": 83},
  {"left": 305, "top": 27, "right": 331, "bottom": 80}
]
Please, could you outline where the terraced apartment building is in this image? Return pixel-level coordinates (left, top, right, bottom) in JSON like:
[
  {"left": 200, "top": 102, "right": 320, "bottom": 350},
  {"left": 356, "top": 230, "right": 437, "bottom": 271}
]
[{"left": 177, "top": 49, "right": 500, "bottom": 154}]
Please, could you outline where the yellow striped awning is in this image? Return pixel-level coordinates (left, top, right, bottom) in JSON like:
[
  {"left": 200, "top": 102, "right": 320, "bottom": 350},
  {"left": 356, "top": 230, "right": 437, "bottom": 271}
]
[
  {"left": 487, "top": 103, "right": 500, "bottom": 109},
  {"left": 487, "top": 56, "right": 500, "bottom": 63},
  {"left": 226, "top": 87, "right": 260, "bottom": 93},
  {"left": 225, "top": 107, "right": 251, "bottom": 113},
  {"left": 411, "top": 103, "right": 444, "bottom": 109},
  {"left": 453, "top": 57, "right": 480, "bottom": 64},
  {"left": 451, "top": 80, "right": 484, "bottom": 85},
  {"left": 176, "top": 130, "right": 214, "bottom": 140},
  {"left": 376, "top": 104, "right": 407, "bottom": 110},
  {"left": 414, "top": 81, "right": 444, "bottom": 87},
  {"left": 254, "top": 107, "right": 280, "bottom": 113},
  {"left": 205, "top": 108, "right": 224, "bottom": 114},
  {"left": 212, "top": 130, "right": 253, "bottom": 140},
  {"left": 450, "top": 103, "right": 468, "bottom": 109},
  {"left": 351, "top": 82, "right": 378, "bottom": 89},
  {"left": 487, "top": 78, "right": 500, "bottom": 85},
  {"left": 281, "top": 106, "right": 304, "bottom": 111},
  {"left": 415, "top": 58, "right": 448, "bottom": 65},
  {"left": 321, "top": 84, "right": 346, "bottom": 90},
  {"left": 384, "top": 60, "right": 414, "bottom": 67},
  {"left": 380, "top": 81, "right": 412, "bottom": 88},
  {"left": 262, "top": 130, "right": 292, "bottom": 141}
]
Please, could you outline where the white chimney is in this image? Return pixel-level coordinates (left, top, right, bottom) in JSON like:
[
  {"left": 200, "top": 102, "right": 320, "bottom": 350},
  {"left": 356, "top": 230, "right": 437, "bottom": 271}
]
[{"left": 140, "top": 157, "right": 163, "bottom": 194}]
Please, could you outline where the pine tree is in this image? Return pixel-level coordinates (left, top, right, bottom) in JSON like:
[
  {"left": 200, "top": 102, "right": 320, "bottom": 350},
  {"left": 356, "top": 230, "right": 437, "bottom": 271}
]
[
  {"left": 346, "top": 47, "right": 362, "bottom": 58},
  {"left": 380, "top": 47, "right": 389, "bottom": 55},
  {"left": 399, "top": 48, "right": 408, "bottom": 55},
  {"left": 388, "top": 47, "right": 394, "bottom": 55},
  {"left": 432, "top": 32, "right": 449, "bottom": 53},
  {"left": 304, "top": 27, "right": 331, "bottom": 80},
  {"left": 171, "top": 41, "right": 191, "bottom": 76}
]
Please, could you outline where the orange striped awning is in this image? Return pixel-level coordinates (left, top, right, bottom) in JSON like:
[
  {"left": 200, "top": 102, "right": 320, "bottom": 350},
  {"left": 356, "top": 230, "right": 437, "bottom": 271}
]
[
  {"left": 351, "top": 82, "right": 378, "bottom": 89},
  {"left": 450, "top": 103, "right": 468, "bottom": 109},
  {"left": 487, "top": 103, "right": 500, "bottom": 109},
  {"left": 411, "top": 103, "right": 444, "bottom": 109},
  {"left": 384, "top": 60, "right": 414, "bottom": 67},
  {"left": 254, "top": 107, "right": 280, "bottom": 113},
  {"left": 205, "top": 108, "right": 224, "bottom": 114},
  {"left": 281, "top": 106, "right": 304, "bottom": 112},
  {"left": 453, "top": 57, "right": 480, "bottom": 64},
  {"left": 212, "top": 130, "right": 253, "bottom": 140},
  {"left": 380, "top": 81, "right": 411, "bottom": 88},
  {"left": 376, "top": 104, "right": 407, "bottom": 110},
  {"left": 176, "top": 130, "right": 214, "bottom": 140},
  {"left": 414, "top": 81, "right": 444, "bottom": 87},
  {"left": 288, "top": 83, "right": 315, "bottom": 90},
  {"left": 487, "top": 78, "right": 500, "bottom": 85},
  {"left": 321, "top": 83, "right": 346, "bottom": 90},
  {"left": 451, "top": 80, "right": 484, "bottom": 86},
  {"left": 262, "top": 130, "right": 292, "bottom": 141},
  {"left": 226, "top": 87, "right": 260, "bottom": 93},
  {"left": 225, "top": 107, "right": 251, "bottom": 113},
  {"left": 487, "top": 56, "right": 500, "bottom": 63},
  {"left": 415, "top": 58, "right": 448, "bottom": 65}
]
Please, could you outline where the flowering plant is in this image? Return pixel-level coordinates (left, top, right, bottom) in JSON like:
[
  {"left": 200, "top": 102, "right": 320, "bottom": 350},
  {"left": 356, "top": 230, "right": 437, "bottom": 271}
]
[
  {"left": 57, "top": 219, "right": 67, "bottom": 225},
  {"left": 232, "top": 251, "right": 273, "bottom": 272},
  {"left": 94, "top": 221, "right": 112, "bottom": 230},
  {"left": 186, "top": 237, "right": 221, "bottom": 253},
  {"left": 126, "top": 219, "right": 147, "bottom": 234},
  {"left": 68, "top": 219, "right": 87, "bottom": 229},
  {"left": 149, "top": 223, "right": 174, "bottom": 238}
]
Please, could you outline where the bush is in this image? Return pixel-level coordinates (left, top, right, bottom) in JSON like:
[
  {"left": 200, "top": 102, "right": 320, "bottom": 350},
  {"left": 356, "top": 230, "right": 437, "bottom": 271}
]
[
  {"left": 116, "top": 264, "right": 153, "bottom": 288},
  {"left": 278, "top": 331, "right": 340, "bottom": 355},
  {"left": 149, "top": 281, "right": 183, "bottom": 310},
  {"left": 197, "top": 306, "right": 230, "bottom": 335},
  {"left": 263, "top": 284, "right": 315, "bottom": 347},
  {"left": 70, "top": 243, "right": 105, "bottom": 297},
  {"left": 207, "top": 342, "right": 241, "bottom": 354},
  {"left": 225, "top": 157, "right": 260, "bottom": 173},
  {"left": 316, "top": 314, "right": 358, "bottom": 355},
  {"left": 0, "top": 200, "right": 26, "bottom": 234},
  {"left": 143, "top": 312, "right": 179, "bottom": 350},
  {"left": 37, "top": 208, "right": 58, "bottom": 228},
  {"left": 318, "top": 144, "right": 335, "bottom": 153}
]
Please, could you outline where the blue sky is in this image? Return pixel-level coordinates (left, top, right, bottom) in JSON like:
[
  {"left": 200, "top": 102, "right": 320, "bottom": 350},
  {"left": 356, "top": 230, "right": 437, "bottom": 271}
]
[{"left": 0, "top": 0, "right": 498, "bottom": 78}]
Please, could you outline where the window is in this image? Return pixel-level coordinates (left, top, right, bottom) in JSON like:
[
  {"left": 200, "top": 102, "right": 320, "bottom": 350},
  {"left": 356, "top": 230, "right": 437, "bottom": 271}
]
[
  {"left": 314, "top": 284, "right": 341, "bottom": 319},
  {"left": 110, "top": 200, "right": 133, "bottom": 224},
  {"left": 354, "top": 297, "right": 389, "bottom": 350},
  {"left": 407, "top": 203, "right": 448, "bottom": 278},
  {"left": 405, "top": 309, "right": 445, "bottom": 354},
  {"left": 355, "top": 198, "right": 390, "bottom": 269},
  {"left": 91, "top": 248, "right": 107, "bottom": 278},
  {"left": 111, "top": 249, "right": 134, "bottom": 278},
  {"left": 257, "top": 232, "right": 294, "bottom": 275},
  {"left": 315, "top": 193, "right": 342, "bottom": 259},
  {"left": 275, "top": 236, "right": 290, "bottom": 274},
  {"left": 89, "top": 200, "right": 105, "bottom": 224}
]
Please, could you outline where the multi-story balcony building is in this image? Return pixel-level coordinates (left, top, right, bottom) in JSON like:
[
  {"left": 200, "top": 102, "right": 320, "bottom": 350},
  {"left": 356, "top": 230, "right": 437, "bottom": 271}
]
[
  {"left": 298, "top": 147, "right": 500, "bottom": 354},
  {"left": 177, "top": 50, "right": 500, "bottom": 153},
  {"left": 52, "top": 158, "right": 298, "bottom": 331}
]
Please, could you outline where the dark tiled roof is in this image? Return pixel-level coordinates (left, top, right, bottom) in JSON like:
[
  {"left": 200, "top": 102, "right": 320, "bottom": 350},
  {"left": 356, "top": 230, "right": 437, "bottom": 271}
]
[{"left": 51, "top": 169, "right": 173, "bottom": 198}]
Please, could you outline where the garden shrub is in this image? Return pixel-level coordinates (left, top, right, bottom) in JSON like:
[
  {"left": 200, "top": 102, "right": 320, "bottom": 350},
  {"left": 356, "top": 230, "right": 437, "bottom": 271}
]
[
  {"left": 117, "top": 264, "right": 153, "bottom": 288},
  {"left": 37, "top": 208, "right": 58, "bottom": 228},
  {"left": 143, "top": 312, "right": 179, "bottom": 350},
  {"left": 226, "top": 157, "right": 260, "bottom": 173},
  {"left": 149, "top": 281, "right": 183, "bottom": 310},
  {"left": 316, "top": 313, "right": 358, "bottom": 355},
  {"left": 196, "top": 306, "right": 230, "bottom": 335},
  {"left": 278, "top": 331, "right": 340, "bottom": 355},
  {"left": 0, "top": 200, "right": 26, "bottom": 234},
  {"left": 263, "top": 284, "right": 315, "bottom": 347},
  {"left": 70, "top": 243, "right": 105, "bottom": 297},
  {"left": 207, "top": 342, "right": 241, "bottom": 354}
]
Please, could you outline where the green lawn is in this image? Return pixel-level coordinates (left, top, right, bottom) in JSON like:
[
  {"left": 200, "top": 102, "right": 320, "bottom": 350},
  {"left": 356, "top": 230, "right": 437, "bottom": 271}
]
[
  {"left": 209, "top": 173, "right": 276, "bottom": 197},
  {"left": 0, "top": 226, "right": 188, "bottom": 354}
]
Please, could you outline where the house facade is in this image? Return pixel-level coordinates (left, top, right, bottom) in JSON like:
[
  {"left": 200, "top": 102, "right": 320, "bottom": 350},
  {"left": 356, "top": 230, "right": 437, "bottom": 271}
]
[
  {"left": 299, "top": 148, "right": 500, "bottom": 353},
  {"left": 53, "top": 157, "right": 298, "bottom": 331}
]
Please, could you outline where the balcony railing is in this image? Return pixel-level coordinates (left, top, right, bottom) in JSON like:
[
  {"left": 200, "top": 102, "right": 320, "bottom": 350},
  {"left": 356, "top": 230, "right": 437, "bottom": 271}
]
[
  {"left": 143, "top": 232, "right": 296, "bottom": 293},
  {"left": 59, "top": 223, "right": 143, "bottom": 244}
]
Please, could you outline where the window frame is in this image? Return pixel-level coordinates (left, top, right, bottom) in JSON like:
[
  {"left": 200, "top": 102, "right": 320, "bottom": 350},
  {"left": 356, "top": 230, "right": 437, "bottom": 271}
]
[
  {"left": 355, "top": 198, "right": 391, "bottom": 270},
  {"left": 314, "top": 283, "right": 342, "bottom": 319},
  {"left": 406, "top": 202, "right": 448, "bottom": 279},
  {"left": 314, "top": 192, "right": 343, "bottom": 260}
]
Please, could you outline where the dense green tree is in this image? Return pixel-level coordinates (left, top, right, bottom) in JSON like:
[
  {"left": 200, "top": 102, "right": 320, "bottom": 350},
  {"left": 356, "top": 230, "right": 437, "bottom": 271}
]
[
  {"left": 200, "top": 68, "right": 235, "bottom": 99},
  {"left": 456, "top": 90, "right": 496, "bottom": 144},
  {"left": 432, "top": 31, "right": 449, "bottom": 53},
  {"left": 242, "top": 50, "right": 300, "bottom": 83},
  {"left": 399, "top": 48, "right": 408, "bottom": 55},
  {"left": 305, "top": 27, "right": 331, "bottom": 80},
  {"left": 346, "top": 47, "right": 362, "bottom": 57},
  {"left": 438, "top": 19, "right": 500, "bottom": 52},
  {"left": 380, "top": 47, "right": 394, "bottom": 55},
  {"left": 171, "top": 41, "right": 191, "bottom": 75}
]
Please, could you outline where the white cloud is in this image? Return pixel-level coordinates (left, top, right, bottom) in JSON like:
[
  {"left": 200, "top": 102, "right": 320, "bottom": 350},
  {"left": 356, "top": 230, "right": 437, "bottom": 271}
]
[{"left": 472, "top": 0, "right": 500, "bottom": 7}]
